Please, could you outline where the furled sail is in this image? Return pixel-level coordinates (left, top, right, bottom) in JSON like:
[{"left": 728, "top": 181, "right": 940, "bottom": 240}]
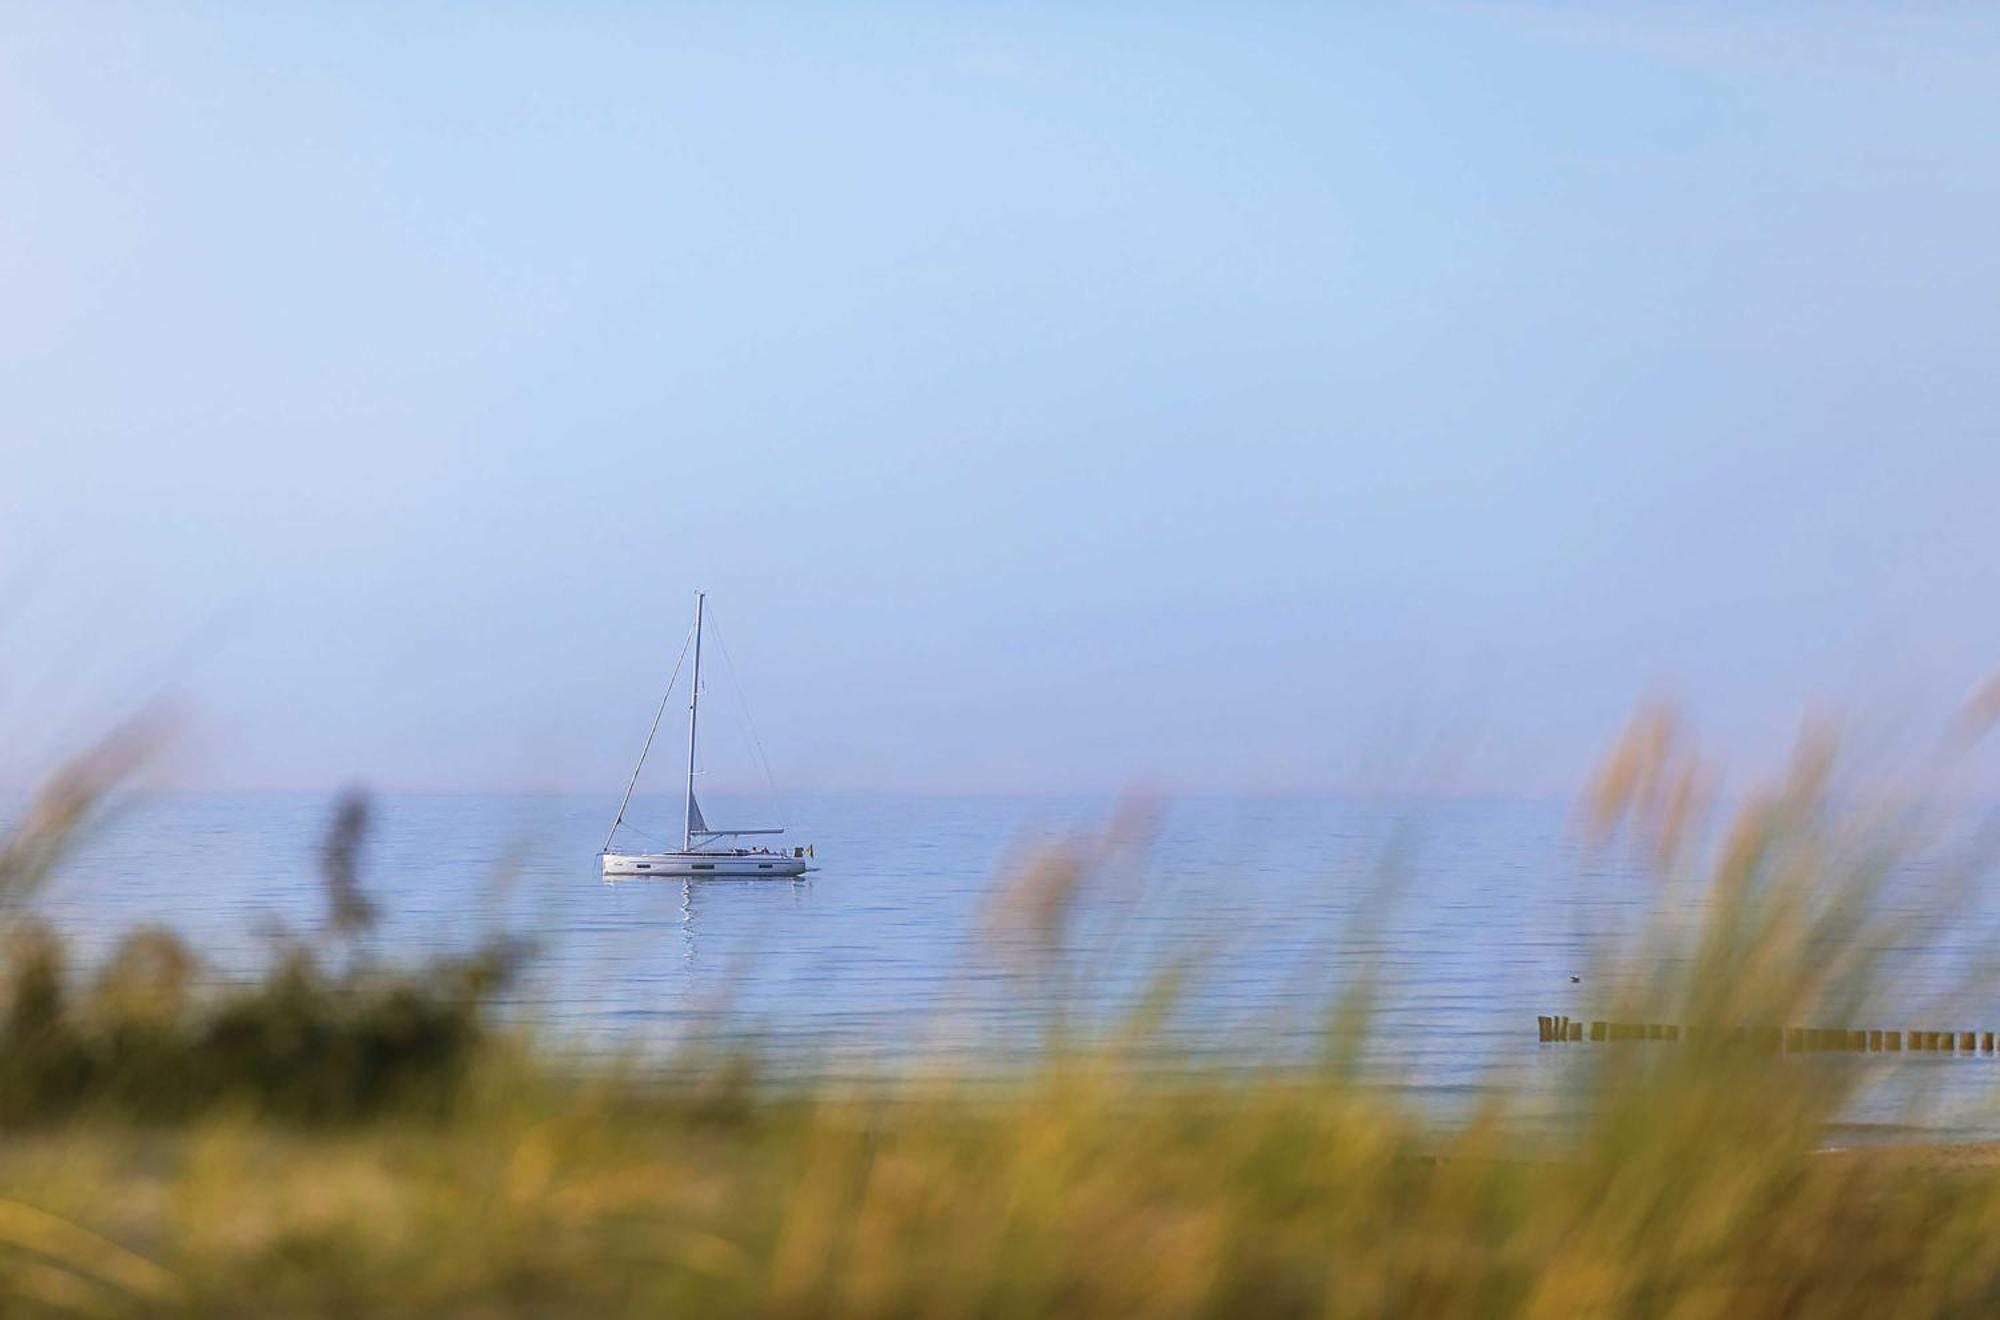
[{"left": 687, "top": 794, "right": 708, "bottom": 834}]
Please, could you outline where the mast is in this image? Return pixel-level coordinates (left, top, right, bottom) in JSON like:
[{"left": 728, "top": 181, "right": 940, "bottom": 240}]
[{"left": 683, "top": 591, "right": 705, "bottom": 851}]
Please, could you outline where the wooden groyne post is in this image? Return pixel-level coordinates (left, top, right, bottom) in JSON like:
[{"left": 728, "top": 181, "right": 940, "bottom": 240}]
[{"left": 1538, "top": 1016, "right": 1998, "bottom": 1056}]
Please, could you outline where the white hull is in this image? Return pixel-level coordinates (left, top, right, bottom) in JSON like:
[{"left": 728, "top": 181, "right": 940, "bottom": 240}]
[{"left": 602, "top": 851, "right": 810, "bottom": 878}]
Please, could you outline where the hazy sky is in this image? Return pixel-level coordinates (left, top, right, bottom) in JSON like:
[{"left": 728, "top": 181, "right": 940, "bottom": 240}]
[{"left": 3, "top": 3, "right": 1997, "bottom": 795}]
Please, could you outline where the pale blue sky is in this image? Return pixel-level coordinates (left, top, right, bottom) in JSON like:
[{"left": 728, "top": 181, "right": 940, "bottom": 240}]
[{"left": 3, "top": 3, "right": 1997, "bottom": 794}]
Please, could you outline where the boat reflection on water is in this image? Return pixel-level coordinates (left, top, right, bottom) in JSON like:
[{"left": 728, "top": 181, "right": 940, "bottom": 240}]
[{"left": 593, "top": 869, "right": 813, "bottom": 968}]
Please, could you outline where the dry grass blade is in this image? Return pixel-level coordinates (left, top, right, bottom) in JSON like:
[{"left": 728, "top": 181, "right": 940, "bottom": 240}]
[
  {"left": 0, "top": 713, "right": 171, "bottom": 912},
  {"left": 0, "top": 1198, "right": 179, "bottom": 1307}
]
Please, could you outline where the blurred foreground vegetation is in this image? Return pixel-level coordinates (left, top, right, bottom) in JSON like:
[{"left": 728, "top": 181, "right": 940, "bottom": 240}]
[{"left": 5, "top": 712, "right": 2000, "bottom": 1315}]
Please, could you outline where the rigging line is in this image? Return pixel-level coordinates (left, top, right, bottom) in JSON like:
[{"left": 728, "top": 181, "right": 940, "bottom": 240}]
[
  {"left": 705, "top": 607, "right": 791, "bottom": 829},
  {"left": 617, "top": 820, "right": 673, "bottom": 848},
  {"left": 602, "top": 621, "right": 697, "bottom": 852}
]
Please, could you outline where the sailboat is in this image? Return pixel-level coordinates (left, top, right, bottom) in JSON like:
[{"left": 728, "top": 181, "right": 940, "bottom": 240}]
[{"left": 600, "top": 592, "right": 814, "bottom": 878}]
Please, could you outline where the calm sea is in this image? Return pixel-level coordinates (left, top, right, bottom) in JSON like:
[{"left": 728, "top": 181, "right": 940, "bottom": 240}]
[{"left": 28, "top": 791, "right": 2000, "bottom": 1141}]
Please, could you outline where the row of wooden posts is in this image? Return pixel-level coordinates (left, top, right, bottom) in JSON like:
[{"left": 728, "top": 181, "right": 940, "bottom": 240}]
[{"left": 1538, "top": 1015, "right": 2000, "bottom": 1054}]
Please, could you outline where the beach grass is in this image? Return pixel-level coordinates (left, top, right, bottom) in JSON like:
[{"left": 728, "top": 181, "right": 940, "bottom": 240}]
[{"left": 4, "top": 709, "right": 2000, "bottom": 1315}]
